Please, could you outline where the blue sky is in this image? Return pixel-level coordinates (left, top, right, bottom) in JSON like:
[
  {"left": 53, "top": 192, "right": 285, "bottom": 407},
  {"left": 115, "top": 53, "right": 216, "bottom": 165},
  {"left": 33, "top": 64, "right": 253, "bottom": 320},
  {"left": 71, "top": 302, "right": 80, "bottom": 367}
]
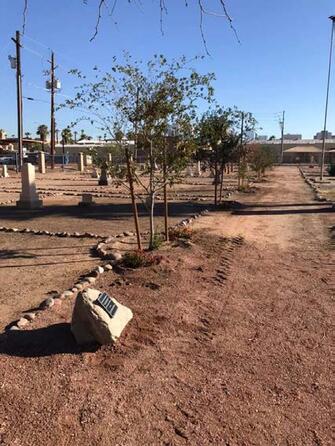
[{"left": 0, "top": 0, "right": 334, "bottom": 139}]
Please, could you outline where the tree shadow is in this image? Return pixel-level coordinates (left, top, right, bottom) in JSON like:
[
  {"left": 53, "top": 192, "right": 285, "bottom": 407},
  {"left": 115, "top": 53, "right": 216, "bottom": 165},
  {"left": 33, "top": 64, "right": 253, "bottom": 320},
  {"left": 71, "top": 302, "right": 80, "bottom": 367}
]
[
  {"left": 0, "top": 249, "right": 36, "bottom": 260},
  {"left": 0, "top": 201, "right": 210, "bottom": 223},
  {"left": 0, "top": 323, "right": 99, "bottom": 357},
  {"left": 232, "top": 207, "right": 334, "bottom": 216}
]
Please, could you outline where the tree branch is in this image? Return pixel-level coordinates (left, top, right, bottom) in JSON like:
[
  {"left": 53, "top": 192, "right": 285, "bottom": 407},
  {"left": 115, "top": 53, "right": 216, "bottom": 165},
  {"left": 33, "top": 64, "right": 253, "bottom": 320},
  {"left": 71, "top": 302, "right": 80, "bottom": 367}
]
[
  {"left": 90, "top": 0, "right": 106, "bottom": 42},
  {"left": 22, "top": 0, "right": 28, "bottom": 34}
]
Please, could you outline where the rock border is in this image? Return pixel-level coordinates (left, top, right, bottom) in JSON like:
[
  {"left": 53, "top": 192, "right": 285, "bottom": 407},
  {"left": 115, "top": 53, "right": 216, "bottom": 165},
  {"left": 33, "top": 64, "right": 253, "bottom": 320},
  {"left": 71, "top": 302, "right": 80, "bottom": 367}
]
[
  {"left": 6, "top": 262, "right": 115, "bottom": 332},
  {"left": 299, "top": 167, "right": 334, "bottom": 204},
  {"left": 0, "top": 226, "right": 107, "bottom": 239}
]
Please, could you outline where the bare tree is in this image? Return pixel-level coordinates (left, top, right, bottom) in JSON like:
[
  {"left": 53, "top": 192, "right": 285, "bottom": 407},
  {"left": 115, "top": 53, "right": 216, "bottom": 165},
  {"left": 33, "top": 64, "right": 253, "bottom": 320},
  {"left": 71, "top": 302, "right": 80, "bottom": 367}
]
[{"left": 20, "top": 0, "right": 239, "bottom": 52}]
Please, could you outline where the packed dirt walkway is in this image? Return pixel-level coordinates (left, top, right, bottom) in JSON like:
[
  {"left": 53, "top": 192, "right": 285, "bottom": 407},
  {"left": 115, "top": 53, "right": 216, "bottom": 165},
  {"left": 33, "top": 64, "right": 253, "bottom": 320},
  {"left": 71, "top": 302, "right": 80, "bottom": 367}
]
[{"left": 0, "top": 166, "right": 333, "bottom": 445}]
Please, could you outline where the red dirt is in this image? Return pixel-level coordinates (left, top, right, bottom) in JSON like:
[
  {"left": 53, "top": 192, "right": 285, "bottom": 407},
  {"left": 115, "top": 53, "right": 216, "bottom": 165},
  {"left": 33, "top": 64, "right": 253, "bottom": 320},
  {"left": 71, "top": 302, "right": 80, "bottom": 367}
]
[{"left": 0, "top": 166, "right": 333, "bottom": 445}]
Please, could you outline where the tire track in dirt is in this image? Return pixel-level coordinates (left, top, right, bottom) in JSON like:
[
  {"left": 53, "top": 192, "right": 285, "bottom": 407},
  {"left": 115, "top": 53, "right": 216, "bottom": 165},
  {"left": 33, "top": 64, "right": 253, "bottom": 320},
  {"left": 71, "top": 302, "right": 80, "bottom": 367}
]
[{"left": 212, "top": 235, "right": 244, "bottom": 285}]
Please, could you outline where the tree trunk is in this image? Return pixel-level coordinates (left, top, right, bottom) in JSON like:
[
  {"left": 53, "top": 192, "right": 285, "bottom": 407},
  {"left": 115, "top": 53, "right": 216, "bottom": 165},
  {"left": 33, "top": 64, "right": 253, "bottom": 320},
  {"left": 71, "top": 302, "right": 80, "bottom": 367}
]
[
  {"left": 214, "top": 145, "right": 218, "bottom": 206},
  {"left": 149, "top": 193, "right": 155, "bottom": 249},
  {"left": 163, "top": 144, "right": 169, "bottom": 241},
  {"left": 125, "top": 145, "right": 142, "bottom": 250},
  {"left": 219, "top": 161, "right": 225, "bottom": 203},
  {"left": 149, "top": 139, "right": 155, "bottom": 249}
]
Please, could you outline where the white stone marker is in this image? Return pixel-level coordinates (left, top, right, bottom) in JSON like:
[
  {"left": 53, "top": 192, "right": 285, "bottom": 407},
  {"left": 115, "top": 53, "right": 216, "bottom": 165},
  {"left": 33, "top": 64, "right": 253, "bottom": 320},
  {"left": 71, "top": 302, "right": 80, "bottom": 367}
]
[
  {"left": 107, "top": 153, "right": 112, "bottom": 163},
  {"left": 1, "top": 165, "right": 9, "bottom": 178},
  {"left": 78, "top": 152, "right": 84, "bottom": 172},
  {"left": 38, "top": 151, "right": 46, "bottom": 174},
  {"left": 16, "top": 163, "right": 43, "bottom": 209},
  {"left": 186, "top": 166, "right": 193, "bottom": 177},
  {"left": 84, "top": 154, "right": 92, "bottom": 166},
  {"left": 196, "top": 161, "right": 202, "bottom": 177},
  {"left": 71, "top": 288, "right": 133, "bottom": 345}
]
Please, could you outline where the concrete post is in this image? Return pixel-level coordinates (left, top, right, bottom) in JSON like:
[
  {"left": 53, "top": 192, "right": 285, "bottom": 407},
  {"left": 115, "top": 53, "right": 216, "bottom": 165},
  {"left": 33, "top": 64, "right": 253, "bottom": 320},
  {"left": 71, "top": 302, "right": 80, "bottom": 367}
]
[
  {"left": 38, "top": 151, "right": 46, "bottom": 174},
  {"left": 1, "top": 165, "right": 9, "bottom": 178},
  {"left": 16, "top": 163, "right": 43, "bottom": 209},
  {"left": 78, "top": 152, "right": 84, "bottom": 172},
  {"left": 84, "top": 154, "right": 92, "bottom": 166},
  {"left": 196, "top": 161, "right": 202, "bottom": 177}
]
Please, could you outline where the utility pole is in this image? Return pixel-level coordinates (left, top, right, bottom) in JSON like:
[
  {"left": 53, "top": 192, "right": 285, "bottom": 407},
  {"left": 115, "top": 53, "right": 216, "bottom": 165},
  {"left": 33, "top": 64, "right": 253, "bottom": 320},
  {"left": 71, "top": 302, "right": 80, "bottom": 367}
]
[
  {"left": 321, "top": 16, "right": 335, "bottom": 181},
  {"left": 11, "top": 31, "right": 23, "bottom": 170},
  {"left": 50, "top": 52, "right": 56, "bottom": 169},
  {"left": 280, "top": 110, "right": 285, "bottom": 164}
]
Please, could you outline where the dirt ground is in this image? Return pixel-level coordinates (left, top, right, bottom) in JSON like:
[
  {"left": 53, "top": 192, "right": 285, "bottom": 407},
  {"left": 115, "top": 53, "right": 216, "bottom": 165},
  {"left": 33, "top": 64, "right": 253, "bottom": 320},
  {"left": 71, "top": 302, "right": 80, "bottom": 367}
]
[
  {"left": 0, "top": 166, "right": 334, "bottom": 445},
  {"left": 0, "top": 233, "right": 99, "bottom": 331},
  {"left": 0, "top": 166, "right": 222, "bottom": 235}
]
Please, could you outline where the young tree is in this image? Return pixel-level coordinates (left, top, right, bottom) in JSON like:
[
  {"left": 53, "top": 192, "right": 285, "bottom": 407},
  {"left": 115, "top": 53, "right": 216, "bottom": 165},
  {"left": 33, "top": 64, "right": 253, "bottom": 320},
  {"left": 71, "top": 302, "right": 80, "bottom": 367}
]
[
  {"left": 64, "top": 54, "right": 214, "bottom": 248},
  {"left": 249, "top": 145, "right": 276, "bottom": 181},
  {"left": 197, "top": 107, "right": 236, "bottom": 205},
  {"left": 234, "top": 111, "right": 257, "bottom": 188}
]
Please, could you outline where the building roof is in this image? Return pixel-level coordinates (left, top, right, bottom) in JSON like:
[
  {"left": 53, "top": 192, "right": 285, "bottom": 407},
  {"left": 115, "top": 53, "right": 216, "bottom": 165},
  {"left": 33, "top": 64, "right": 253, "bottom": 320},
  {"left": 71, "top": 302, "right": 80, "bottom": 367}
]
[
  {"left": 284, "top": 146, "right": 322, "bottom": 153},
  {"left": 0, "top": 138, "right": 44, "bottom": 144}
]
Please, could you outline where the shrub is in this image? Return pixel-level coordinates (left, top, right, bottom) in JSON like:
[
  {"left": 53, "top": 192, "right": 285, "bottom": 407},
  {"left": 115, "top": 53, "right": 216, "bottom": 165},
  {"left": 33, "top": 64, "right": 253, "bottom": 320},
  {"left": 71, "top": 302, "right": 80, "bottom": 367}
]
[
  {"left": 122, "top": 250, "right": 162, "bottom": 268},
  {"left": 150, "top": 233, "right": 164, "bottom": 251},
  {"left": 168, "top": 226, "right": 192, "bottom": 241},
  {"left": 328, "top": 164, "right": 335, "bottom": 176}
]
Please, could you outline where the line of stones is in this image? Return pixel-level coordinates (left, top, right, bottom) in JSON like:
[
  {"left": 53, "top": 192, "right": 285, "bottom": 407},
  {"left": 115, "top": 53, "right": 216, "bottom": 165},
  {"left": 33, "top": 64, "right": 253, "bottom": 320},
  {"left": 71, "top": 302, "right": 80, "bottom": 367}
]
[
  {"left": 0, "top": 226, "right": 106, "bottom": 239},
  {"left": 0, "top": 186, "right": 231, "bottom": 201},
  {"left": 5, "top": 210, "right": 211, "bottom": 332},
  {"left": 7, "top": 263, "right": 115, "bottom": 332},
  {"left": 94, "top": 210, "right": 210, "bottom": 260},
  {"left": 0, "top": 198, "right": 16, "bottom": 206},
  {"left": 299, "top": 168, "right": 334, "bottom": 204}
]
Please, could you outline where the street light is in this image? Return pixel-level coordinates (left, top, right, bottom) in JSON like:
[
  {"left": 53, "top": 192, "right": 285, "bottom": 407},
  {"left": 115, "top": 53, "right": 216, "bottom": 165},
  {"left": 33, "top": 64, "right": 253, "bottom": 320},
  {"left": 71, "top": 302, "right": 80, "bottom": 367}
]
[{"left": 320, "top": 15, "right": 335, "bottom": 181}]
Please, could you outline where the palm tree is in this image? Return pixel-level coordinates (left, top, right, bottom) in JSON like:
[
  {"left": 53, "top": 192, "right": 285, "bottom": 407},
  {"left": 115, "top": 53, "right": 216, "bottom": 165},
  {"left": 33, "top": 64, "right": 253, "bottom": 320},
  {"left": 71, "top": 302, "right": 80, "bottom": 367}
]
[
  {"left": 79, "top": 129, "right": 88, "bottom": 141},
  {"left": 25, "top": 132, "right": 31, "bottom": 139},
  {"left": 36, "top": 125, "right": 49, "bottom": 142},
  {"left": 61, "top": 127, "right": 73, "bottom": 144}
]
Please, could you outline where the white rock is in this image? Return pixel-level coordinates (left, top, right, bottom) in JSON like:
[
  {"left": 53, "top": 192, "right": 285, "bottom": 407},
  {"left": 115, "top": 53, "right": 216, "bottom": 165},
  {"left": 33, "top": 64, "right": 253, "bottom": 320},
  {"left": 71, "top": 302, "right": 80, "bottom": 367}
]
[
  {"left": 9, "top": 325, "right": 20, "bottom": 331},
  {"left": 17, "top": 317, "right": 29, "bottom": 328},
  {"left": 71, "top": 288, "right": 133, "bottom": 345},
  {"left": 61, "top": 290, "right": 74, "bottom": 299},
  {"left": 42, "top": 297, "right": 55, "bottom": 308},
  {"left": 96, "top": 266, "right": 104, "bottom": 274},
  {"left": 111, "top": 251, "right": 122, "bottom": 262},
  {"left": 104, "top": 264, "right": 113, "bottom": 271}
]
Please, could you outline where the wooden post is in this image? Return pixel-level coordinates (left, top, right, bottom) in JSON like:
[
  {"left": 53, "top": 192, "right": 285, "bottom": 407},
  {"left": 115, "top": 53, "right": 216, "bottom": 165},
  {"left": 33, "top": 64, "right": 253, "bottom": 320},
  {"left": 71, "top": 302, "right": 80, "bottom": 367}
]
[
  {"left": 50, "top": 52, "right": 56, "bottom": 169},
  {"left": 11, "top": 31, "right": 23, "bottom": 170}
]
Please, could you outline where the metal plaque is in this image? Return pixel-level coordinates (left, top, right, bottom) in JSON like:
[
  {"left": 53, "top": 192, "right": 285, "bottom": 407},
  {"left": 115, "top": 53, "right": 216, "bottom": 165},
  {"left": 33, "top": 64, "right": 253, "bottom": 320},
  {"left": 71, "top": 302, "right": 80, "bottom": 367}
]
[{"left": 96, "top": 292, "right": 118, "bottom": 318}]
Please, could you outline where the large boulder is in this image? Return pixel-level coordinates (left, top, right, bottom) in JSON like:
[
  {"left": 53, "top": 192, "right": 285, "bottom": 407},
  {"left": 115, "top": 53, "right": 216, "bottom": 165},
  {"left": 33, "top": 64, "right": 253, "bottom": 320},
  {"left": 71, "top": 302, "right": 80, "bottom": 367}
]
[{"left": 71, "top": 288, "right": 133, "bottom": 345}]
